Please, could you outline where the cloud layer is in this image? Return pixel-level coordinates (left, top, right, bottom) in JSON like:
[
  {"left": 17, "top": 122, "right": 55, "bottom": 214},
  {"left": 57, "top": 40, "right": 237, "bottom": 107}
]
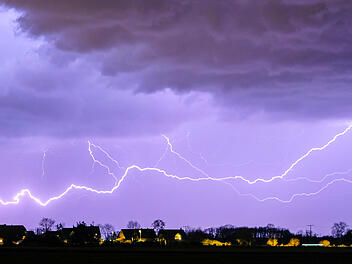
[{"left": 1, "top": 0, "right": 352, "bottom": 139}]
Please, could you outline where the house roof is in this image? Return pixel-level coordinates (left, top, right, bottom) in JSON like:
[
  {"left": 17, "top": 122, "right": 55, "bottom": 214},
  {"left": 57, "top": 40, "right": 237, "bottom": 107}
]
[
  {"left": 46, "top": 231, "right": 59, "bottom": 235},
  {"left": 0, "top": 225, "right": 27, "bottom": 239},
  {"left": 79, "top": 226, "right": 101, "bottom": 236},
  {"left": 158, "top": 229, "right": 187, "bottom": 240},
  {"left": 61, "top": 226, "right": 100, "bottom": 237},
  {"left": 61, "top": 228, "right": 74, "bottom": 237},
  {"left": 120, "top": 229, "right": 156, "bottom": 240},
  {"left": 0, "top": 225, "right": 26, "bottom": 234}
]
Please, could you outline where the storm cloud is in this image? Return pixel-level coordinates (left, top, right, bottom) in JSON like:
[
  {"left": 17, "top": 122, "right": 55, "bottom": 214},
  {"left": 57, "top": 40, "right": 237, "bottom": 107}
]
[{"left": 1, "top": 0, "right": 352, "bottom": 121}]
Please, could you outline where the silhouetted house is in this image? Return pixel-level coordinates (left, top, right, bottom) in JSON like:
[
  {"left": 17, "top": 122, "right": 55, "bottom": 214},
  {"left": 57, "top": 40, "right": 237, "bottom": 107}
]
[
  {"left": 0, "top": 225, "right": 26, "bottom": 245},
  {"left": 45, "top": 230, "right": 60, "bottom": 238},
  {"left": 60, "top": 228, "right": 74, "bottom": 244},
  {"left": 26, "top": 230, "right": 35, "bottom": 238},
  {"left": 117, "top": 229, "right": 156, "bottom": 243},
  {"left": 158, "top": 229, "right": 187, "bottom": 245},
  {"left": 21, "top": 230, "right": 36, "bottom": 245},
  {"left": 58, "top": 225, "right": 101, "bottom": 245},
  {"left": 43, "top": 230, "right": 62, "bottom": 244}
]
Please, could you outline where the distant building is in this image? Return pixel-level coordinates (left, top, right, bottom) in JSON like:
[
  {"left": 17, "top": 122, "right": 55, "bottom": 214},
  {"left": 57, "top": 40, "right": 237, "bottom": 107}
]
[
  {"left": 60, "top": 228, "right": 75, "bottom": 243},
  {"left": 117, "top": 229, "right": 156, "bottom": 243},
  {"left": 0, "top": 224, "right": 27, "bottom": 245},
  {"left": 158, "top": 229, "right": 187, "bottom": 244},
  {"left": 56, "top": 225, "right": 101, "bottom": 245}
]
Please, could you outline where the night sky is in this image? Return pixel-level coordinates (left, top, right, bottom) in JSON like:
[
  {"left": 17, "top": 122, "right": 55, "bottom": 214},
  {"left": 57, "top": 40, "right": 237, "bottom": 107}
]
[{"left": 1, "top": 0, "right": 352, "bottom": 235}]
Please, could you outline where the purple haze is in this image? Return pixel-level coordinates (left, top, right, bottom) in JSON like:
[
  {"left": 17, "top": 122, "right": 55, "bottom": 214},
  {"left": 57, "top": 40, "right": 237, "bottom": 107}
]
[{"left": 0, "top": 1, "right": 352, "bottom": 235}]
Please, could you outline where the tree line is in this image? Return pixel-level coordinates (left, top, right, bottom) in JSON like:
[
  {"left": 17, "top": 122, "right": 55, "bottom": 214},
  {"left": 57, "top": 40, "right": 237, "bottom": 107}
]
[{"left": 31, "top": 218, "right": 352, "bottom": 247}]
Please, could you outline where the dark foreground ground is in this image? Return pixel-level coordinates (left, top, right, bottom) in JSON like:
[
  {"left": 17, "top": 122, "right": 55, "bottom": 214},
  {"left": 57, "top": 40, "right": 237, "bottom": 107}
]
[{"left": 1, "top": 247, "right": 352, "bottom": 264}]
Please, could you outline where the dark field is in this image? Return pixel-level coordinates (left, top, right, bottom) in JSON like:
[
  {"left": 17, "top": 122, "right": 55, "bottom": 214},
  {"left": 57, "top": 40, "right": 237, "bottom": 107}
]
[{"left": 1, "top": 247, "right": 352, "bottom": 264}]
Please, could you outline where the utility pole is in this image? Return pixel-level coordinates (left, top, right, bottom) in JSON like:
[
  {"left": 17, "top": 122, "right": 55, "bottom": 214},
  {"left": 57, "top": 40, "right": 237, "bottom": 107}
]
[{"left": 307, "top": 225, "right": 314, "bottom": 237}]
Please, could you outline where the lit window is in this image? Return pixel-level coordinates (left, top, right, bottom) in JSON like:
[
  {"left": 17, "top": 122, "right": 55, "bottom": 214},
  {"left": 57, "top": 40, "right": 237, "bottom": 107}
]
[{"left": 175, "top": 233, "right": 182, "bottom": 240}]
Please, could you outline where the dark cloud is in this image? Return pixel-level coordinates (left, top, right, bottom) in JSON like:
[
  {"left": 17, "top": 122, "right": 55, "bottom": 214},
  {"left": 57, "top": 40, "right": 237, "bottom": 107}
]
[
  {"left": 1, "top": 0, "right": 352, "bottom": 122},
  {"left": 0, "top": 84, "right": 209, "bottom": 138},
  {"left": 0, "top": 49, "right": 210, "bottom": 138}
]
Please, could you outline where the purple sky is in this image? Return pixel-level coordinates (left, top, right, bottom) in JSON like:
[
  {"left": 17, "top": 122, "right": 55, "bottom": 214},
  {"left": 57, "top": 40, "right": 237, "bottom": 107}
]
[{"left": 0, "top": 0, "right": 352, "bottom": 235}]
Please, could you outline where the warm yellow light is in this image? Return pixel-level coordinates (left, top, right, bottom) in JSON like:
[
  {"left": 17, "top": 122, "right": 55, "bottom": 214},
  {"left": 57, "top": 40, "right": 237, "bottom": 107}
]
[
  {"left": 236, "top": 239, "right": 249, "bottom": 246},
  {"left": 320, "top": 240, "right": 331, "bottom": 247},
  {"left": 267, "top": 238, "right": 278, "bottom": 247},
  {"left": 202, "top": 239, "right": 231, "bottom": 246},
  {"left": 281, "top": 238, "right": 300, "bottom": 247},
  {"left": 174, "top": 233, "right": 182, "bottom": 240},
  {"left": 118, "top": 231, "right": 125, "bottom": 240}
]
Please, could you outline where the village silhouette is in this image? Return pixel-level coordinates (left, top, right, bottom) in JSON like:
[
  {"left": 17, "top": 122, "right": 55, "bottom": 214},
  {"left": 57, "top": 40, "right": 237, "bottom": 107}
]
[{"left": 1, "top": 218, "right": 351, "bottom": 248}]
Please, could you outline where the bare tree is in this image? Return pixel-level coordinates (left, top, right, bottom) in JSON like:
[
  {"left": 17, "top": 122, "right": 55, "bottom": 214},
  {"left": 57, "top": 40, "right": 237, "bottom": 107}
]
[
  {"left": 127, "top": 220, "right": 141, "bottom": 229},
  {"left": 151, "top": 219, "right": 165, "bottom": 233},
  {"left": 100, "top": 223, "right": 115, "bottom": 240},
  {"left": 182, "top": 226, "right": 193, "bottom": 234},
  {"left": 204, "top": 227, "right": 216, "bottom": 238},
  {"left": 332, "top": 222, "right": 348, "bottom": 238},
  {"left": 39, "top": 217, "right": 55, "bottom": 233},
  {"left": 56, "top": 222, "right": 65, "bottom": 231}
]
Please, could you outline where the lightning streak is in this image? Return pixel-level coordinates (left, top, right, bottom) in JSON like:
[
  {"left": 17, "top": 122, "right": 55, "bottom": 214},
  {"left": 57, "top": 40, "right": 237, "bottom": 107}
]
[
  {"left": 88, "top": 141, "right": 120, "bottom": 186},
  {"left": 256, "top": 178, "right": 352, "bottom": 203},
  {"left": 0, "top": 124, "right": 352, "bottom": 206},
  {"left": 88, "top": 141, "right": 124, "bottom": 170},
  {"left": 154, "top": 140, "right": 169, "bottom": 167},
  {"left": 0, "top": 164, "right": 240, "bottom": 206},
  {"left": 283, "top": 169, "right": 352, "bottom": 184},
  {"left": 233, "top": 124, "right": 352, "bottom": 184},
  {"left": 161, "top": 134, "right": 211, "bottom": 178},
  {"left": 161, "top": 124, "right": 352, "bottom": 185},
  {"left": 41, "top": 150, "right": 47, "bottom": 179}
]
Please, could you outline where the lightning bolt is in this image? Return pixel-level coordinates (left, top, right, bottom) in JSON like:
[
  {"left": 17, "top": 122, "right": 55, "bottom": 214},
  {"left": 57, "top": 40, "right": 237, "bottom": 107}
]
[
  {"left": 41, "top": 150, "right": 47, "bottom": 179},
  {"left": 185, "top": 131, "right": 209, "bottom": 166},
  {"left": 256, "top": 177, "right": 352, "bottom": 203},
  {"left": 161, "top": 134, "right": 211, "bottom": 178},
  {"left": 154, "top": 139, "right": 169, "bottom": 167},
  {"left": 88, "top": 141, "right": 120, "bottom": 186},
  {"left": 283, "top": 169, "right": 352, "bottom": 184},
  {"left": 88, "top": 141, "right": 124, "bottom": 171},
  {"left": 161, "top": 124, "right": 352, "bottom": 185},
  {"left": 0, "top": 164, "right": 240, "bottom": 206},
  {"left": 156, "top": 131, "right": 352, "bottom": 203},
  {"left": 232, "top": 124, "right": 352, "bottom": 184},
  {"left": 220, "top": 168, "right": 352, "bottom": 203},
  {"left": 0, "top": 124, "right": 351, "bottom": 206}
]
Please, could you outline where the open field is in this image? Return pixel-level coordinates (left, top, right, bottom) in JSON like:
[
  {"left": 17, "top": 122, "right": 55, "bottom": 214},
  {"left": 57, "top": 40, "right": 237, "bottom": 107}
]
[{"left": 1, "top": 247, "right": 352, "bottom": 264}]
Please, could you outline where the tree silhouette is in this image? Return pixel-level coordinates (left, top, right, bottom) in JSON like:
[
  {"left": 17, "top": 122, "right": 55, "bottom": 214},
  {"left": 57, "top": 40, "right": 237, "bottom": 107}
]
[
  {"left": 56, "top": 222, "right": 65, "bottom": 231},
  {"left": 332, "top": 222, "right": 348, "bottom": 238},
  {"left": 152, "top": 219, "right": 165, "bottom": 233},
  {"left": 39, "top": 217, "right": 56, "bottom": 233},
  {"left": 127, "top": 220, "right": 141, "bottom": 229},
  {"left": 76, "top": 221, "right": 87, "bottom": 227},
  {"left": 100, "top": 223, "right": 115, "bottom": 240}
]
